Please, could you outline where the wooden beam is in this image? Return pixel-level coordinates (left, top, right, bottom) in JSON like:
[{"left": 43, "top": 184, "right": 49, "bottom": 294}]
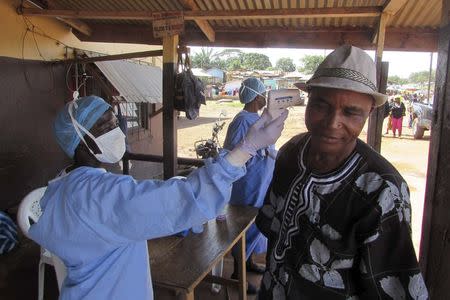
[
  {"left": 236, "top": 235, "right": 247, "bottom": 300},
  {"left": 73, "top": 24, "right": 161, "bottom": 45},
  {"left": 73, "top": 23, "right": 438, "bottom": 52},
  {"left": 179, "top": 0, "right": 215, "bottom": 42},
  {"left": 375, "top": 13, "right": 388, "bottom": 62},
  {"left": 20, "top": 6, "right": 382, "bottom": 20},
  {"left": 162, "top": 35, "right": 178, "bottom": 179},
  {"left": 23, "top": 1, "right": 92, "bottom": 36},
  {"left": 68, "top": 50, "right": 163, "bottom": 63},
  {"left": 214, "top": 25, "right": 371, "bottom": 33},
  {"left": 372, "top": 0, "right": 408, "bottom": 44},
  {"left": 181, "top": 28, "right": 438, "bottom": 52},
  {"left": 367, "top": 12, "right": 388, "bottom": 151},
  {"left": 419, "top": 1, "right": 450, "bottom": 297},
  {"left": 371, "top": 20, "right": 380, "bottom": 44},
  {"left": 383, "top": 0, "right": 409, "bottom": 15},
  {"left": 60, "top": 18, "right": 92, "bottom": 36},
  {"left": 366, "top": 62, "right": 389, "bottom": 152}
]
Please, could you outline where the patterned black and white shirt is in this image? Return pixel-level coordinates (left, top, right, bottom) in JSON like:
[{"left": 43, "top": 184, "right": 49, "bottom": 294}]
[{"left": 256, "top": 133, "right": 428, "bottom": 300}]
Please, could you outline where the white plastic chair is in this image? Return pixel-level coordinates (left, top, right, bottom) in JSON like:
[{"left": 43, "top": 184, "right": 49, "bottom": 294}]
[{"left": 17, "top": 187, "right": 67, "bottom": 300}]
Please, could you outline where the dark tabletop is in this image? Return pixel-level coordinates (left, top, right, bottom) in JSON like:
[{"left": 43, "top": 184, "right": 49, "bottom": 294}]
[{"left": 148, "top": 204, "right": 258, "bottom": 292}]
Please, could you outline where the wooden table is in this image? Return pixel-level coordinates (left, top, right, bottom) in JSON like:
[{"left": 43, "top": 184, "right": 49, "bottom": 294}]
[{"left": 148, "top": 205, "right": 258, "bottom": 300}]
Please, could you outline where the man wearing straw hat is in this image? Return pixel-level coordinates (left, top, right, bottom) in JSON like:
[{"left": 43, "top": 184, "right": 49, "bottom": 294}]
[{"left": 256, "top": 45, "right": 428, "bottom": 299}]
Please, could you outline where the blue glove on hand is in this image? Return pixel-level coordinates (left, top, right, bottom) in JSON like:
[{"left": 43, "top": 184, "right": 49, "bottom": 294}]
[{"left": 239, "top": 108, "right": 288, "bottom": 156}]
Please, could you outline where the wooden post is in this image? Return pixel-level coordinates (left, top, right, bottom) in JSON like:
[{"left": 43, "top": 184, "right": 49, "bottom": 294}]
[
  {"left": 367, "top": 12, "right": 388, "bottom": 152},
  {"left": 162, "top": 35, "right": 178, "bottom": 179},
  {"left": 236, "top": 234, "right": 247, "bottom": 300},
  {"left": 367, "top": 62, "right": 389, "bottom": 151},
  {"left": 419, "top": 1, "right": 450, "bottom": 297},
  {"left": 427, "top": 52, "right": 434, "bottom": 104}
]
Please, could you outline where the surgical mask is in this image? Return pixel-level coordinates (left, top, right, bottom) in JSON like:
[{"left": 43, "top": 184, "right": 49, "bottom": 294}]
[{"left": 68, "top": 102, "right": 126, "bottom": 163}]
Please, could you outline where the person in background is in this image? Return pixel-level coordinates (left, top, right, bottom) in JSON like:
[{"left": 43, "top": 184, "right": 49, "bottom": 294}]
[
  {"left": 28, "top": 95, "right": 288, "bottom": 300},
  {"left": 391, "top": 95, "right": 406, "bottom": 138},
  {"left": 223, "top": 77, "right": 277, "bottom": 294},
  {"left": 256, "top": 45, "right": 427, "bottom": 299}
]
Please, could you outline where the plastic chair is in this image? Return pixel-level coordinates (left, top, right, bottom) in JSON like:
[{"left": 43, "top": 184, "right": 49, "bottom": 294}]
[{"left": 17, "top": 187, "right": 67, "bottom": 300}]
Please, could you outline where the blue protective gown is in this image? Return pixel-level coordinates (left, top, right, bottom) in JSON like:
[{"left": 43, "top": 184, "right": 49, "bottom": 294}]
[
  {"left": 29, "top": 154, "right": 245, "bottom": 300},
  {"left": 223, "top": 110, "right": 275, "bottom": 258}
]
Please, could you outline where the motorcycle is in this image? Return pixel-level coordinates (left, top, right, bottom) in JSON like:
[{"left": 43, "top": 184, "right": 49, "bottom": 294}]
[{"left": 194, "top": 111, "right": 227, "bottom": 159}]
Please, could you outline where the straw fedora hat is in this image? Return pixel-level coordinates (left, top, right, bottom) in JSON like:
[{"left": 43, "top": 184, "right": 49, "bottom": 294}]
[{"left": 294, "top": 45, "right": 388, "bottom": 107}]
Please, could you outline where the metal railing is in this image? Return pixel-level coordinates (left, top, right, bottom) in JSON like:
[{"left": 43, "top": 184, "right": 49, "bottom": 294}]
[{"left": 122, "top": 151, "right": 204, "bottom": 176}]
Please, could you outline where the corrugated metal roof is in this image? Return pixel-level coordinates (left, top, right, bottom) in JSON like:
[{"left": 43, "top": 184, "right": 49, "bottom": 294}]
[
  {"left": 389, "top": 0, "right": 441, "bottom": 28},
  {"left": 30, "top": 1, "right": 441, "bottom": 50},
  {"left": 201, "top": 0, "right": 377, "bottom": 28},
  {"left": 47, "top": 0, "right": 440, "bottom": 30},
  {"left": 93, "top": 59, "right": 162, "bottom": 103}
]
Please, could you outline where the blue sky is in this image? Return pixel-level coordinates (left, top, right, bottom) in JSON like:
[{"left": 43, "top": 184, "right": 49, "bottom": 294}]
[{"left": 190, "top": 46, "right": 437, "bottom": 78}]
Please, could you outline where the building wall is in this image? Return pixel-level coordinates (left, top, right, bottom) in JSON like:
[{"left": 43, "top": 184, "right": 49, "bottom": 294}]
[
  {"left": 0, "top": 0, "right": 165, "bottom": 211},
  {"left": 1, "top": 0, "right": 163, "bottom": 66},
  {"left": 0, "top": 57, "right": 70, "bottom": 211}
]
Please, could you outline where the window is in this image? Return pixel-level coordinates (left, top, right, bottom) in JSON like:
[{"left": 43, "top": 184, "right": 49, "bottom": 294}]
[{"left": 118, "top": 102, "right": 149, "bottom": 131}]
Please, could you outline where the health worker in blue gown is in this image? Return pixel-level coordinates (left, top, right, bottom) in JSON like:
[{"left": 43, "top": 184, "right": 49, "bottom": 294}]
[
  {"left": 223, "top": 78, "right": 278, "bottom": 294},
  {"left": 28, "top": 95, "right": 288, "bottom": 300}
]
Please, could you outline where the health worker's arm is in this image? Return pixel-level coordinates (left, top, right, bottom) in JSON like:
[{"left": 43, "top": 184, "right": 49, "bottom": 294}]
[
  {"left": 71, "top": 110, "right": 286, "bottom": 244},
  {"left": 72, "top": 154, "right": 245, "bottom": 244}
]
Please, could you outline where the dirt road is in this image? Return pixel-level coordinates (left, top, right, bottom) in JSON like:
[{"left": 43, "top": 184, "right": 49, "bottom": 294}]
[{"left": 177, "top": 101, "right": 430, "bottom": 254}]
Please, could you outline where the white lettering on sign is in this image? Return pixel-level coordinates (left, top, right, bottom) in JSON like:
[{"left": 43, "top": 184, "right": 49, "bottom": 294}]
[{"left": 152, "top": 12, "right": 184, "bottom": 38}]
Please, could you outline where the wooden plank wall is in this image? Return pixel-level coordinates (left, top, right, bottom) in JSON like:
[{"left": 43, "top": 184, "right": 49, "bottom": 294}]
[{"left": 419, "top": 0, "right": 450, "bottom": 297}]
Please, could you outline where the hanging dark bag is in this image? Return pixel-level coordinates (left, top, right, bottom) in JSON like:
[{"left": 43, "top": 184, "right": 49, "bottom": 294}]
[{"left": 174, "top": 49, "right": 206, "bottom": 120}]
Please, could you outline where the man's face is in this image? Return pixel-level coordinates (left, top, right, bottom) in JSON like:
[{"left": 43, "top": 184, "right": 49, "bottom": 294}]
[
  {"left": 255, "top": 93, "right": 267, "bottom": 110},
  {"left": 305, "top": 88, "right": 374, "bottom": 155}
]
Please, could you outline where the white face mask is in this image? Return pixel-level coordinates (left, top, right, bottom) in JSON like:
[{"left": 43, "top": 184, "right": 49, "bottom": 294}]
[{"left": 68, "top": 102, "right": 126, "bottom": 163}]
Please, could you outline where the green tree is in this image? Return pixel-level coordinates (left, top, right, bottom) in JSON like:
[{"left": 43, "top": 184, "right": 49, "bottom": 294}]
[
  {"left": 388, "top": 75, "right": 408, "bottom": 85},
  {"left": 241, "top": 53, "right": 272, "bottom": 70},
  {"left": 210, "top": 58, "right": 226, "bottom": 70},
  {"left": 408, "top": 70, "right": 435, "bottom": 84},
  {"left": 226, "top": 56, "right": 243, "bottom": 71},
  {"left": 298, "top": 54, "right": 325, "bottom": 74},
  {"left": 191, "top": 47, "right": 218, "bottom": 69},
  {"left": 275, "top": 57, "right": 296, "bottom": 72}
]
